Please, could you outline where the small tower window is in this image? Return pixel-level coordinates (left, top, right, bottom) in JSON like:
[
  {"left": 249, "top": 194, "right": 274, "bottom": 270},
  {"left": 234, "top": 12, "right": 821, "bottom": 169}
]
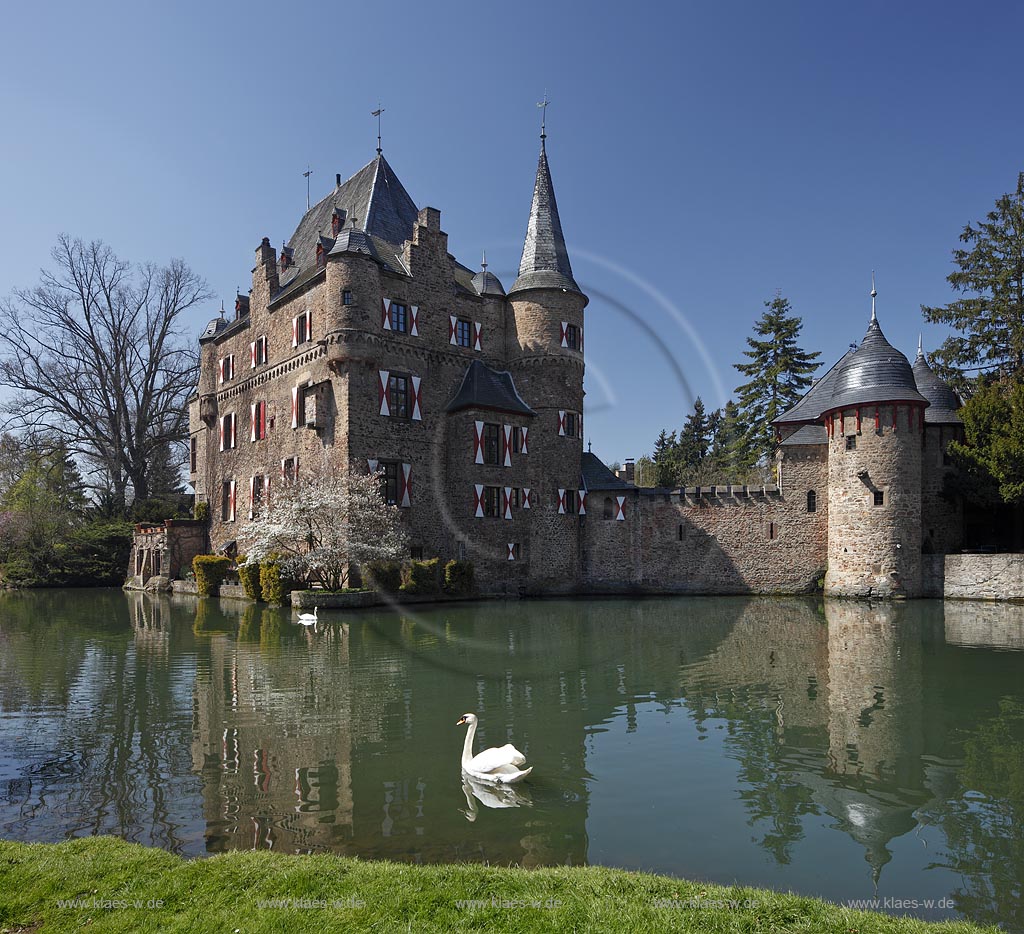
[
  {"left": 873, "top": 490, "right": 885, "bottom": 506},
  {"left": 678, "top": 524, "right": 684, "bottom": 541},
  {"left": 456, "top": 318, "right": 472, "bottom": 347},
  {"left": 769, "top": 522, "right": 776, "bottom": 540},
  {"left": 389, "top": 303, "right": 408, "bottom": 333},
  {"left": 342, "top": 290, "right": 353, "bottom": 306},
  {"left": 603, "top": 497, "right": 614, "bottom": 519},
  {"left": 564, "top": 323, "right": 580, "bottom": 351},
  {"left": 807, "top": 490, "right": 816, "bottom": 513},
  {"left": 845, "top": 435, "right": 856, "bottom": 451}
]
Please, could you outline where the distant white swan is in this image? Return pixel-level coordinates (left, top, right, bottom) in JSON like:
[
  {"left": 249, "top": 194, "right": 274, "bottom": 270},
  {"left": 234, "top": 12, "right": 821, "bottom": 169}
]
[
  {"left": 456, "top": 713, "right": 532, "bottom": 784},
  {"left": 297, "top": 606, "right": 318, "bottom": 625}
]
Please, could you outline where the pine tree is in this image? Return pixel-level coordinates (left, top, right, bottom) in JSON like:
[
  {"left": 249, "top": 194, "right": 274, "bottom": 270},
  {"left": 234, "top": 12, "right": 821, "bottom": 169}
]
[
  {"left": 709, "top": 400, "right": 756, "bottom": 476},
  {"left": 677, "top": 398, "right": 712, "bottom": 472},
  {"left": 734, "top": 295, "right": 821, "bottom": 464},
  {"left": 652, "top": 429, "right": 679, "bottom": 488},
  {"left": 922, "top": 172, "right": 1024, "bottom": 384}
]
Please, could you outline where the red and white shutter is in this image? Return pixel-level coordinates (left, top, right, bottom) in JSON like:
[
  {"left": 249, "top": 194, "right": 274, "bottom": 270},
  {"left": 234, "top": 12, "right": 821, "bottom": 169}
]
[
  {"left": 400, "top": 463, "right": 412, "bottom": 508},
  {"left": 291, "top": 316, "right": 299, "bottom": 347},
  {"left": 558, "top": 411, "right": 566, "bottom": 436},
  {"left": 449, "top": 315, "right": 457, "bottom": 345},
  {"left": 218, "top": 358, "right": 225, "bottom": 385},
  {"left": 381, "top": 297, "right": 392, "bottom": 330},
  {"left": 409, "top": 305, "right": 419, "bottom": 337},
  {"left": 473, "top": 321, "right": 482, "bottom": 351},
  {"left": 473, "top": 421, "right": 484, "bottom": 464},
  {"left": 228, "top": 480, "right": 236, "bottom": 522},
  {"left": 580, "top": 326, "right": 584, "bottom": 354},
  {"left": 291, "top": 386, "right": 299, "bottom": 428},
  {"left": 578, "top": 413, "right": 583, "bottom": 439},
  {"left": 560, "top": 322, "right": 568, "bottom": 348},
  {"left": 502, "top": 425, "right": 512, "bottom": 466},
  {"left": 578, "top": 490, "right": 587, "bottom": 516},
  {"left": 522, "top": 487, "right": 531, "bottom": 509},
  {"left": 280, "top": 458, "right": 286, "bottom": 482},
  {"left": 250, "top": 342, "right": 257, "bottom": 368},
  {"left": 507, "top": 543, "right": 516, "bottom": 561},
  {"left": 557, "top": 488, "right": 566, "bottom": 514},
  {"left": 219, "top": 416, "right": 225, "bottom": 452},
  {"left": 503, "top": 487, "right": 513, "bottom": 520},
  {"left": 248, "top": 476, "right": 255, "bottom": 519},
  {"left": 411, "top": 376, "right": 422, "bottom": 421},
  {"left": 378, "top": 370, "right": 390, "bottom": 416},
  {"left": 264, "top": 474, "right": 271, "bottom": 509},
  {"left": 615, "top": 495, "right": 626, "bottom": 520},
  {"left": 304, "top": 308, "right": 312, "bottom": 341},
  {"left": 367, "top": 458, "right": 379, "bottom": 474},
  {"left": 250, "top": 403, "right": 257, "bottom": 442},
  {"left": 230, "top": 412, "right": 236, "bottom": 448},
  {"left": 520, "top": 426, "right": 529, "bottom": 454},
  {"left": 473, "top": 484, "right": 485, "bottom": 518}
]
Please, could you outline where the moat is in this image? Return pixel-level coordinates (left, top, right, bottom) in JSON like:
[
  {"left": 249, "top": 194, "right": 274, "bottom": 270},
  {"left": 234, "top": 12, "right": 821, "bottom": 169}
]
[{"left": 1, "top": 590, "right": 1022, "bottom": 929}]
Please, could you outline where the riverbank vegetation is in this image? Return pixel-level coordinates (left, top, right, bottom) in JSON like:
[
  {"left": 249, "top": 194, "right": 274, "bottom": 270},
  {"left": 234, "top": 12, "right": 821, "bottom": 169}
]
[{"left": 0, "top": 836, "right": 997, "bottom": 934}]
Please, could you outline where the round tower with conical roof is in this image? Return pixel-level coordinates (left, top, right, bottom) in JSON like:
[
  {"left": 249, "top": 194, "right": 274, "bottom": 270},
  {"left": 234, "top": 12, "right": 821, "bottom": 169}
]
[
  {"left": 823, "top": 286, "right": 929, "bottom": 597},
  {"left": 506, "top": 134, "right": 588, "bottom": 591}
]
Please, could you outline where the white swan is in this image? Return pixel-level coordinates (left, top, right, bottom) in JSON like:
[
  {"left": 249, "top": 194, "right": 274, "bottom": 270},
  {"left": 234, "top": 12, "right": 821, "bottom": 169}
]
[
  {"left": 297, "top": 606, "right": 318, "bottom": 625},
  {"left": 456, "top": 713, "right": 532, "bottom": 784}
]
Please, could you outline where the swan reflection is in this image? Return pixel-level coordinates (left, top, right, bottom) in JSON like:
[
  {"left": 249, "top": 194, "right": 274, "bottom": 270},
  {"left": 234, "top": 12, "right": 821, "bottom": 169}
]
[{"left": 460, "top": 773, "right": 532, "bottom": 822}]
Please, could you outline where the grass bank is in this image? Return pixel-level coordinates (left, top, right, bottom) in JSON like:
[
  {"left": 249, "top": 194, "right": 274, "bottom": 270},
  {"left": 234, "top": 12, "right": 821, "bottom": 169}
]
[{"left": 0, "top": 837, "right": 996, "bottom": 933}]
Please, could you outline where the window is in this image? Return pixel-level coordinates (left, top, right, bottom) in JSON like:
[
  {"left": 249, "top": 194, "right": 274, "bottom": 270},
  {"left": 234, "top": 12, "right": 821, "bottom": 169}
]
[
  {"left": 219, "top": 354, "right": 235, "bottom": 384},
  {"left": 388, "top": 374, "right": 409, "bottom": 418},
  {"left": 807, "top": 490, "right": 817, "bottom": 513},
  {"left": 564, "top": 412, "right": 579, "bottom": 438},
  {"left": 254, "top": 335, "right": 268, "bottom": 366},
  {"left": 564, "top": 489, "right": 579, "bottom": 515},
  {"left": 381, "top": 462, "right": 400, "bottom": 506},
  {"left": 769, "top": 522, "right": 777, "bottom": 540},
  {"left": 282, "top": 457, "right": 297, "bottom": 485},
  {"left": 678, "top": 523, "right": 685, "bottom": 541},
  {"left": 508, "top": 542, "right": 522, "bottom": 561},
  {"left": 343, "top": 290, "right": 353, "bottom": 306},
  {"left": 294, "top": 311, "right": 311, "bottom": 345},
  {"left": 845, "top": 435, "right": 856, "bottom": 451},
  {"left": 456, "top": 540, "right": 467, "bottom": 561},
  {"left": 389, "top": 303, "right": 408, "bottom": 333},
  {"left": 253, "top": 401, "right": 267, "bottom": 441},
  {"left": 483, "top": 423, "right": 500, "bottom": 465},
  {"left": 190, "top": 436, "right": 197, "bottom": 473},
  {"left": 510, "top": 487, "right": 522, "bottom": 509},
  {"left": 456, "top": 318, "right": 472, "bottom": 347},
  {"left": 511, "top": 426, "right": 523, "bottom": 453},
  {"left": 220, "top": 412, "right": 236, "bottom": 451},
  {"left": 221, "top": 480, "right": 235, "bottom": 522},
  {"left": 410, "top": 545, "right": 424, "bottom": 560},
  {"left": 484, "top": 486, "right": 501, "bottom": 518},
  {"left": 564, "top": 323, "right": 580, "bottom": 351},
  {"left": 251, "top": 475, "right": 265, "bottom": 519},
  {"left": 603, "top": 497, "right": 614, "bottom": 519},
  {"left": 873, "top": 490, "right": 885, "bottom": 506}
]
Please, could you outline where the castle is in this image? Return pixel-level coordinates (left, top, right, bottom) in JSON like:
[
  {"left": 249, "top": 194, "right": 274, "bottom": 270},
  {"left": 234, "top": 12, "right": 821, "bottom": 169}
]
[{"left": 149, "top": 133, "right": 963, "bottom": 599}]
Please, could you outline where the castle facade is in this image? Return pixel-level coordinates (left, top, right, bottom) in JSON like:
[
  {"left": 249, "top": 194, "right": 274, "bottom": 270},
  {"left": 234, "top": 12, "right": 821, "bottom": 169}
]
[{"left": 176, "top": 138, "right": 962, "bottom": 599}]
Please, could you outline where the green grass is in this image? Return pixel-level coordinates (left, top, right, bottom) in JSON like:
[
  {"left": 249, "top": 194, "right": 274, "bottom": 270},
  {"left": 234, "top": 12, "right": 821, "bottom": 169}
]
[{"left": 0, "top": 836, "right": 998, "bottom": 934}]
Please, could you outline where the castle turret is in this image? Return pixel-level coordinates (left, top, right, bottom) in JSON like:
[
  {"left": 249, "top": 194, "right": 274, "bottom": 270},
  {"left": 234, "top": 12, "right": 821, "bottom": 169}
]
[
  {"left": 823, "top": 285, "right": 928, "bottom": 598},
  {"left": 507, "top": 134, "right": 588, "bottom": 591}
]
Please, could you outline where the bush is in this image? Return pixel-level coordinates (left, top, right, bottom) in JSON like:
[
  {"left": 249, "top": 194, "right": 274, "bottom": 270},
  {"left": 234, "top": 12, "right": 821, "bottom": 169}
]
[
  {"left": 402, "top": 558, "right": 441, "bottom": 594},
  {"left": 365, "top": 561, "right": 402, "bottom": 593},
  {"left": 193, "top": 501, "right": 210, "bottom": 523},
  {"left": 59, "top": 521, "right": 133, "bottom": 586},
  {"left": 444, "top": 560, "right": 474, "bottom": 596},
  {"left": 260, "top": 556, "right": 299, "bottom": 606},
  {"left": 193, "top": 555, "right": 232, "bottom": 596},
  {"left": 238, "top": 562, "right": 263, "bottom": 601}
]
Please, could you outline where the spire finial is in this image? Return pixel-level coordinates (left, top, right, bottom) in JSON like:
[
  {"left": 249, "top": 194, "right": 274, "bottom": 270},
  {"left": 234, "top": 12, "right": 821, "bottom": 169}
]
[
  {"left": 918, "top": 333, "right": 924, "bottom": 358},
  {"left": 481, "top": 250, "right": 487, "bottom": 272},
  {"left": 870, "top": 270, "right": 877, "bottom": 321},
  {"left": 537, "top": 91, "right": 550, "bottom": 144},
  {"left": 372, "top": 103, "right": 385, "bottom": 155},
  {"left": 302, "top": 165, "right": 312, "bottom": 211}
]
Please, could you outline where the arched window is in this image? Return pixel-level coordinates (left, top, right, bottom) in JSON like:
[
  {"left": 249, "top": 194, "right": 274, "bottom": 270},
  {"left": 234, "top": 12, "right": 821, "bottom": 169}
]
[
  {"left": 603, "top": 497, "right": 614, "bottom": 519},
  {"left": 807, "top": 490, "right": 817, "bottom": 513}
]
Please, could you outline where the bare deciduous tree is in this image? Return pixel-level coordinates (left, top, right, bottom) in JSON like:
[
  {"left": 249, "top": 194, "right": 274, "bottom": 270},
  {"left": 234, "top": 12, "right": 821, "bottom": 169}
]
[{"left": 0, "top": 235, "right": 210, "bottom": 509}]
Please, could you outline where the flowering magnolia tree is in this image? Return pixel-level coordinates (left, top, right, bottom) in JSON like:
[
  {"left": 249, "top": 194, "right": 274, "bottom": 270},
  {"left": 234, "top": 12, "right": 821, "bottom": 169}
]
[{"left": 245, "top": 467, "right": 407, "bottom": 590}]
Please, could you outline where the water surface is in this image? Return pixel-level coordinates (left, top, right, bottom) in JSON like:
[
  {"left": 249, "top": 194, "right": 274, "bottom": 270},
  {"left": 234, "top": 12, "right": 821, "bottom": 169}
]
[{"left": 1, "top": 590, "right": 1022, "bottom": 929}]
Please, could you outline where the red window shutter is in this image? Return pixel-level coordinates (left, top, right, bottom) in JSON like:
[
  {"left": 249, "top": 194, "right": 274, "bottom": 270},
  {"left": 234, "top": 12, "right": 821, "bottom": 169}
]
[
  {"left": 381, "top": 298, "right": 392, "bottom": 330},
  {"left": 520, "top": 426, "right": 529, "bottom": 454},
  {"left": 229, "top": 480, "right": 236, "bottom": 522},
  {"left": 474, "top": 421, "right": 484, "bottom": 464},
  {"left": 558, "top": 411, "right": 566, "bottom": 436},
  {"left": 503, "top": 487, "right": 512, "bottom": 519},
  {"left": 219, "top": 417, "right": 225, "bottom": 452},
  {"left": 378, "top": 371, "right": 390, "bottom": 416},
  {"left": 250, "top": 341, "right": 257, "bottom": 368},
  {"left": 522, "top": 487, "right": 531, "bottom": 509},
  {"left": 291, "top": 386, "right": 299, "bottom": 429},
  {"left": 473, "top": 321, "right": 482, "bottom": 351},
  {"left": 560, "top": 322, "right": 568, "bottom": 347},
  {"left": 250, "top": 403, "right": 257, "bottom": 442},
  {"left": 449, "top": 315, "right": 457, "bottom": 345},
  {"left": 474, "top": 484, "right": 484, "bottom": 518},
  {"left": 615, "top": 496, "right": 626, "bottom": 520},
  {"left": 579, "top": 491, "right": 587, "bottom": 515},
  {"left": 218, "top": 358, "right": 224, "bottom": 385},
  {"left": 305, "top": 308, "right": 312, "bottom": 341},
  {"left": 230, "top": 412, "right": 236, "bottom": 448},
  {"left": 502, "top": 425, "right": 512, "bottom": 466},
  {"left": 292, "top": 316, "right": 298, "bottom": 347},
  {"left": 557, "top": 489, "right": 566, "bottom": 514},
  {"left": 401, "top": 463, "right": 412, "bottom": 507},
  {"left": 249, "top": 476, "right": 255, "bottom": 519},
  {"left": 411, "top": 376, "right": 422, "bottom": 421},
  {"left": 410, "top": 305, "right": 419, "bottom": 337}
]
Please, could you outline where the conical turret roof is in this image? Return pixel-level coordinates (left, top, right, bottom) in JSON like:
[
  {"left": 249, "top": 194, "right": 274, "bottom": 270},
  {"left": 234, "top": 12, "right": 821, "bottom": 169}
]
[
  {"left": 912, "top": 344, "right": 962, "bottom": 423},
  {"left": 828, "top": 315, "right": 927, "bottom": 412},
  {"left": 510, "top": 143, "right": 580, "bottom": 295}
]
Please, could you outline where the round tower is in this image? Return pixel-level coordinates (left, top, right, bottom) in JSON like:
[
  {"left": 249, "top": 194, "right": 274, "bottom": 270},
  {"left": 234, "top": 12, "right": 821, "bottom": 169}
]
[
  {"left": 823, "top": 285, "right": 929, "bottom": 598},
  {"left": 506, "top": 134, "right": 588, "bottom": 591}
]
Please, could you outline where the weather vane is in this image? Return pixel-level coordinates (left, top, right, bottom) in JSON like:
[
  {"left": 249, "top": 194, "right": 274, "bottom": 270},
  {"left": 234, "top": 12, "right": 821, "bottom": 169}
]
[
  {"left": 537, "top": 91, "right": 550, "bottom": 141},
  {"left": 303, "top": 165, "right": 313, "bottom": 211},
  {"left": 870, "top": 269, "right": 877, "bottom": 321},
  {"left": 372, "top": 104, "right": 385, "bottom": 154}
]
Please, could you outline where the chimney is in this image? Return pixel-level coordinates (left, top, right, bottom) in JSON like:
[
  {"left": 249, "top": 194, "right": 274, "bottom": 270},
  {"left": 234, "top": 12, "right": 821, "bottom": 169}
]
[
  {"left": 336, "top": 173, "right": 341, "bottom": 187},
  {"left": 623, "top": 458, "right": 635, "bottom": 483}
]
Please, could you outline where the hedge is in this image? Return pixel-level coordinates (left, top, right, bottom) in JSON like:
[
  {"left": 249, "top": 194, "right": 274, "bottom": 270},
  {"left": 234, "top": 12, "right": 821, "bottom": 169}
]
[
  {"left": 260, "top": 556, "right": 298, "bottom": 606},
  {"left": 365, "top": 561, "right": 402, "bottom": 594},
  {"left": 402, "top": 558, "right": 441, "bottom": 594},
  {"left": 192, "top": 555, "right": 232, "bottom": 596},
  {"left": 444, "top": 559, "right": 474, "bottom": 596},
  {"left": 238, "top": 561, "right": 263, "bottom": 601}
]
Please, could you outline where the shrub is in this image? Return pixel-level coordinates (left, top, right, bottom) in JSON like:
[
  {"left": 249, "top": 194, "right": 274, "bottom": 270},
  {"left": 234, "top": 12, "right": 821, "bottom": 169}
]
[
  {"left": 260, "top": 556, "right": 299, "bottom": 606},
  {"left": 193, "top": 555, "right": 232, "bottom": 596},
  {"left": 444, "top": 559, "right": 475, "bottom": 596},
  {"left": 402, "top": 558, "right": 441, "bottom": 594},
  {"left": 59, "top": 521, "right": 133, "bottom": 586},
  {"left": 238, "top": 561, "right": 263, "bottom": 601},
  {"left": 365, "top": 561, "right": 402, "bottom": 594},
  {"left": 193, "top": 501, "right": 210, "bottom": 523}
]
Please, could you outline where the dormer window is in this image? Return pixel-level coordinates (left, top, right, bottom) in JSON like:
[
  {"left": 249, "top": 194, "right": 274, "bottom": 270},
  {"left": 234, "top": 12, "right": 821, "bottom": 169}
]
[
  {"left": 331, "top": 208, "right": 346, "bottom": 236},
  {"left": 280, "top": 246, "right": 294, "bottom": 272},
  {"left": 316, "top": 242, "right": 325, "bottom": 269}
]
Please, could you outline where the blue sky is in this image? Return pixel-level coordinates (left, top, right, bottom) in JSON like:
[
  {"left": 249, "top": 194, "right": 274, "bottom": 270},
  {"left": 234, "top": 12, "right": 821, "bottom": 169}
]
[{"left": 2, "top": 1, "right": 1022, "bottom": 465}]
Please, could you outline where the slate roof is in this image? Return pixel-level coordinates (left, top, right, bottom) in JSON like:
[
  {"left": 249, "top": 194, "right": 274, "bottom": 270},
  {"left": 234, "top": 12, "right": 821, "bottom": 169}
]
[
  {"left": 773, "top": 349, "right": 855, "bottom": 425},
  {"left": 445, "top": 360, "right": 536, "bottom": 416},
  {"left": 199, "top": 315, "right": 229, "bottom": 343},
  {"left": 472, "top": 269, "right": 506, "bottom": 296},
  {"left": 511, "top": 143, "right": 580, "bottom": 295},
  {"left": 778, "top": 424, "right": 827, "bottom": 446},
  {"left": 581, "top": 452, "right": 632, "bottom": 490},
  {"left": 913, "top": 348, "right": 962, "bottom": 423},
  {"left": 829, "top": 316, "right": 927, "bottom": 411}
]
